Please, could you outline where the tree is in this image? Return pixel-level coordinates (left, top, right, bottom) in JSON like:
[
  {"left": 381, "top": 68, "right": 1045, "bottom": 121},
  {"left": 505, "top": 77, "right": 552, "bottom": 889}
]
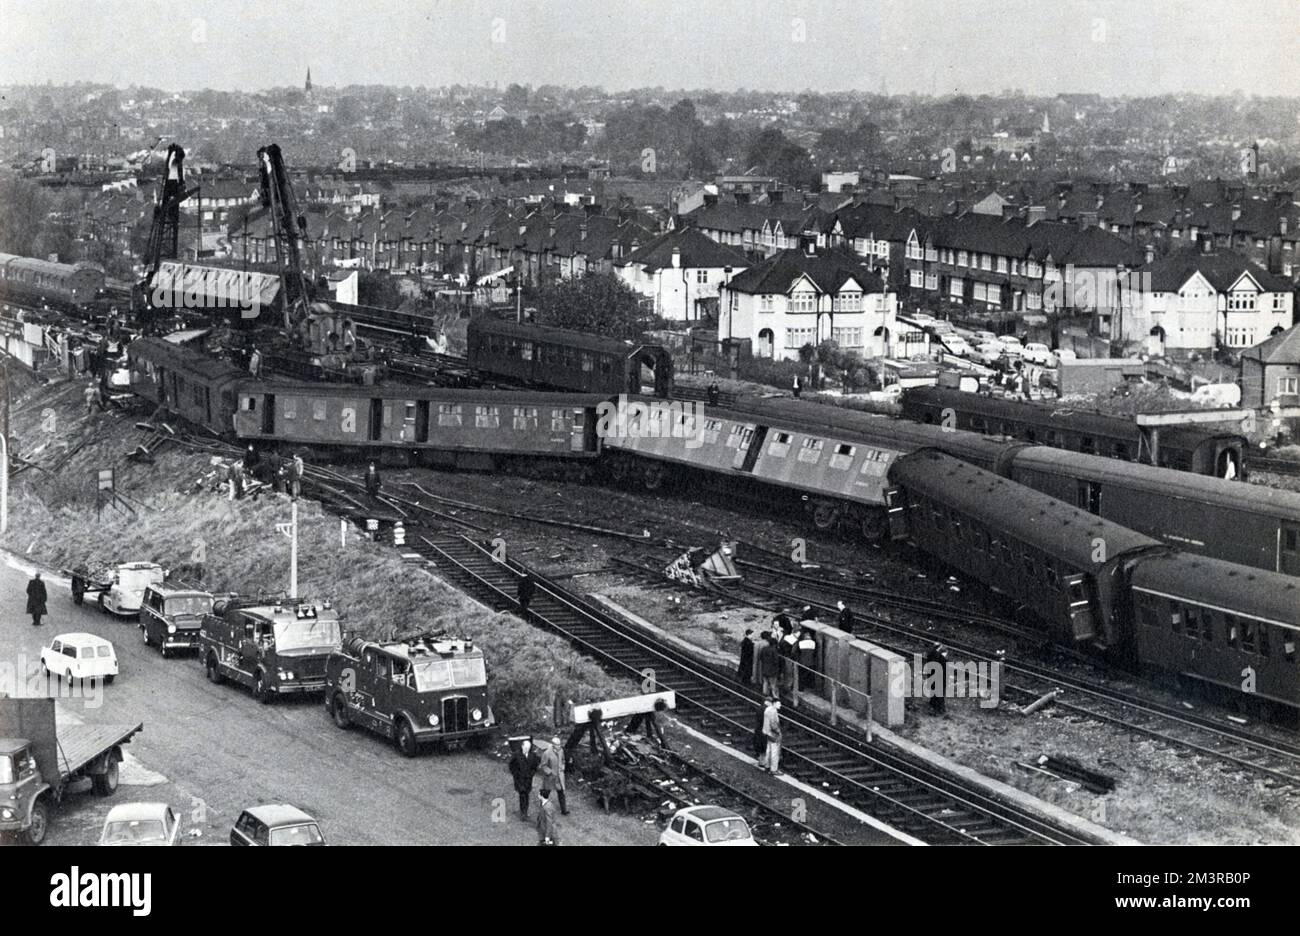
[
  {"left": 533, "top": 272, "right": 647, "bottom": 339},
  {"left": 0, "top": 178, "right": 54, "bottom": 256}
]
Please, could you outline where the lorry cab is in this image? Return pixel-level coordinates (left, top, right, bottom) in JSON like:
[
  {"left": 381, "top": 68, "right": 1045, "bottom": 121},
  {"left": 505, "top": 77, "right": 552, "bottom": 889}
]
[
  {"left": 102, "top": 563, "right": 167, "bottom": 617},
  {"left": 0, "top": 740, "right": 44, "bottom": 835},
  {"left": 140, "top": 585, "right": 212, "bottom": 657},
  {"left": 326, "top": 633, "right": 495, "bottom": 756},
  {"left": 201, "top": 601, "right": 342, "bottom": 702}
]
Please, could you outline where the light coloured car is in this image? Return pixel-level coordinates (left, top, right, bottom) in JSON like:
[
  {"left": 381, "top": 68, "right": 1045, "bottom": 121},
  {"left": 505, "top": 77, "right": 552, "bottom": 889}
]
[
  {"left": 99, "top": 803, "right": 180, "bottom": 846},
  {"left": 659, "top": 805, "right": 758, "bottom": 846},
  {"left": 1022, "top": 342, "right": 1053, "bottom": 365},
  {"left": 41, "top": 633, "right": 118, "bottom": 684},
  {"left": 997, "top": 335, "right": 1023, "bottom": 356},
  {"left": 1055, "top": 348, "right": 1077, "bottom": 363},
  {"left": 974, "top": 342, "right": 1006, "bottom": 365},
  {"left": 230, "top": 804, "right": 326, "bottom": 846},
  {"left": 941, "top": 334, "right": 973, "bottom": 357},
  {"left": 972, "top": 330, "right": 1000, "bottom": 345}
]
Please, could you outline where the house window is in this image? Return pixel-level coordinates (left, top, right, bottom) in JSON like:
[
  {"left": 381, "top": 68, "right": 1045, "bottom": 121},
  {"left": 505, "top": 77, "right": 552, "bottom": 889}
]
[
  {"left": 906, "top": 237, "right": 922, "bottom": 260},
  {"left": 909, "top": 269, "right": 924, "bottom": 288},
  {"left": 925, "top": 273, "right": 938, "bottom": 290},
  {"left": 786, "top": 327, "right": 816, "bottom": 349},
  {"left": 1228, "top": 293, "right": 1257, "bottom": 312},
  {"left": 1279, "top": 376, "right": 1299, "bottom": 395},
  {"left": 832, "top": 327, "right": 863, "bottom": 347},
  {"left": 790, "top": 291, "right": 815, "bottom": 314},
  {"left": 982, "top": 254, "right": 993, "bottom": 271},
  {"left": 957, "top": 251, "right": 969, "bottom": 267},
  {"left": 834, "top": 291, "right": 862, "bottom": 312},
  {"left": 997, "top": 257, "right": 1008, "bottom": 273}
]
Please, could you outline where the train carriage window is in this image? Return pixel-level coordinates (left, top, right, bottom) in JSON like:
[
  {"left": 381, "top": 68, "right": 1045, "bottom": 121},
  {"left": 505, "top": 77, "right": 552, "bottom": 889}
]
[
  {"left": 404, "top": 402, "right": 417, "bottom": 423},
  {"left": 1241, "top": 620, "right": 1256, "bottom": 654},
  {"left": 767, "top": 432, "right": 792, "bottom": 458},
  {"left": 581, "top": 353, "right": 594, "bottom": 373},
  {"left": 599, "top": 356, "right": 613, "bottom": 376},
  {"left": 242, "top": 396, "right": 257, "bottom": 412},
  {"left": 313, "top": 400, "right": 327, "bottom": 421},
  {"left": 550, "top": 409, "right": 568, "bottom": 432},
  {"left": 1285, "top": 529, "right": 1298, "bottom": 553},
  {"left": 475, "top": 405, "right": 500, "bottom": 429},
  {"left": 829, "top": 443, "right": 855, "bottom": 470},
  {"left": 1112, "top": 442, "right": 1130, "bottom": 460},
  {"left": 513, "top": 407, "right": 539, "bottom": 430},
  {"left": 520, "top": 341, "right": 534, "bottom": 362},
  {"left": 1076, "top": 481, "right": 1101, "bottom": 515},
  {"left": 1224, "top": 614, "right": 1239, "bottom": 647},
  {"left": 1285, "top": 634, "right": 1297, "bottom": 664},
  {"left": 1200, "top": 609, "right": 1214, "bottom": 643},
  {"left": 797, "top": 438, "right": 824, "bottom": 464},
  {"left": 1184, "top": 606, "right": 1201, "bottom": 641},
  {"left": 1138, "top": 599, "right": 1160, "bottom": 630},
  {"left": 702, "top": 419, "right": 723, "bottom": 444},
  {"left": 438, "top": 403, "right": 463, "bottom": 427},
  {"left": 1169, "top": 603, "right": 1184, "bottom": 634},
  {"left": 1080, "top": 436, "right": 1096, "bottom": 455},
  {"left": 858, "top": 449, "right": 890, "bottom": 477},
  {"left": 1259, "top": 624, "right": 1270, "bottom": 658},
  {"left": 1044, "top": 430, "right": 1056, "bottom": 446},
  {"left": 283, "top": 398, "right": 296, "bottom": 419},
  {"left": 1067, "top": 580, "right": 1086, "bottom": 604}
]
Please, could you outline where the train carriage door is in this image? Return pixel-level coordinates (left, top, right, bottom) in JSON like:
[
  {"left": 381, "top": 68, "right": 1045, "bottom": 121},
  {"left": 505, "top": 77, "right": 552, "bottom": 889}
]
[
  {"left": 1076, "top": 479, "right": 1101, "bottom": 515},
  {"left": 735, "top": 426, "right": 767, "bottom": 472},
  {"left": 1062, "top": 574, "right": 1098, "bottom": 643},
  {"left": 1281, "top": 525, "right": 1300, "bottom": 576},
  {"left": 261, "top": 394, "right": 275, "bottom": 435},
  {"left": 884, "top": 488, "right": 908, "bottom": 540},
  {"left": 369, "top": 398, "right": 384, "bottom": 442},
  {"left": 1216, "top": 446, "right": 1240, "bottom": 481},
  {"left": 415, "top": 400, "right": 430, "bottom": 444},
  {"left": 572, "top": 407, "right": 594, "bottom": 452}
]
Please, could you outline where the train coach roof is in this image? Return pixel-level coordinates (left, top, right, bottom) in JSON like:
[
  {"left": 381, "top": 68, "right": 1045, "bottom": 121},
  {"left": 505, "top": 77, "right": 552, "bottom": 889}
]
[
  {"left": 905, "top": 387, "right": 1146, "bottom": 439},
  {"left": 253, "top": 381, "right": 608, "bottom": 407},
  {"left": 128, "top": 337, "right": 249, "bottom": 383},
  {"left": 0, "top": 253, "right": 82, "bottom": 277},
  {"left": 1011, "top": 447, "right": 1300, "bottom": 521},
  {"left": 891, "top": 449, "right": 1162, "bottom": 568},
  {"left": 1129, "top": 553, "right": 1300, "bottom": 631},
  {"left": 468, "top": 317, "right": 668, "bottom": 358},
  {"left": 719, "top": 395, "right": 1013, "bottom": 464}
]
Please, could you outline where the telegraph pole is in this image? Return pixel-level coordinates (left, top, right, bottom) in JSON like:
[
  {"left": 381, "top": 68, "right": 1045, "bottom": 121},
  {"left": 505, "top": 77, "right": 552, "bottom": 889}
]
[{"left": 289, "top": 499, "right": 298, "bottom": 599}]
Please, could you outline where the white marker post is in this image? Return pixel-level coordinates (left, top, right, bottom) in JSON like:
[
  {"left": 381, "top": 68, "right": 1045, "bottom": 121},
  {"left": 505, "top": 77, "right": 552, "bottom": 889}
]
[
  {"left": 290, "top": 500, "right": 298, "bottom": 599},
  {"left": 0, "top": 432, "right": 7, "bottom": 536}
]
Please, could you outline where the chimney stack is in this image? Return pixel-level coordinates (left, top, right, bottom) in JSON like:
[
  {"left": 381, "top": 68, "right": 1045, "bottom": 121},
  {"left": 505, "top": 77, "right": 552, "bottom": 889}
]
[
  {"left": 671, "top": 246, "right": 681, "bottom": 268},
  {"left": 1026, "top": 206, "right": 1047, "bottom": 227},
  {"left": 1144, "top": 243, "right": 1155, "bottom": 263}
]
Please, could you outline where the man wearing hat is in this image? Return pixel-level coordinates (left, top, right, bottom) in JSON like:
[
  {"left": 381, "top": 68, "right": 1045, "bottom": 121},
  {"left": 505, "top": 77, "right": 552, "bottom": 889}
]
[{"left": 539, "top": 736, "right": 569, "bottom": 816}]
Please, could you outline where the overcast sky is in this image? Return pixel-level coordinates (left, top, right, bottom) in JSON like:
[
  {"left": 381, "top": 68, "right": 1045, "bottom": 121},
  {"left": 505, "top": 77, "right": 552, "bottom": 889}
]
[{"left": 3, "top": 0, "right": 1298, "bottom": 97}]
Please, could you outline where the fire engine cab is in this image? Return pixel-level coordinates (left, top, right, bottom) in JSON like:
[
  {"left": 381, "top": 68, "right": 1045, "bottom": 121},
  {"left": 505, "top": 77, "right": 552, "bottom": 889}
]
[
  {"left": 200, "top": 599, "right": 343, "bottom": 703},
  {"left": 325, "top": 633, "right": 495, "bottom": 756}
]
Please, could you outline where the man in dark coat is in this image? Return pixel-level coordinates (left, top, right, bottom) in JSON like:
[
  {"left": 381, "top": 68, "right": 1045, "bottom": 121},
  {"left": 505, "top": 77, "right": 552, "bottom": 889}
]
[
  {"left": 737, "top": 629, "right": 755, "bottom": 686},
  {"left": 707, "top": 380, "right": 720, "bottom": 405},
  {"left": 836, "top": 600, "right": 856, "bottom": 635},
  {"left": 923, "top": 643, "right": 949, "bottom": 714},
  {"left": 26, "top": 572, "right": 48, "bottom": 627},
  {"left": 508, "top": 739, "right": 542, "bottom": 820},
  {"left": 756, "top": 632, "right": 780, "bottom": 699},
  {"left": 797, "top": 629, "right": 817, "bottom": 691},
  {"left": 516, "top": 573, "right": 536, "bottom": 619},
  {"left": 365, "top": 462, "right": 382, "bottom": 498}
]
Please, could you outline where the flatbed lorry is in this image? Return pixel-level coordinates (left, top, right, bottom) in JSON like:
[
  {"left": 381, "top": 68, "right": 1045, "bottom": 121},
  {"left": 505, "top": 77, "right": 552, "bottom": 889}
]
[{"left": 0, "top": 697, "right": 143, "bottom": 845}]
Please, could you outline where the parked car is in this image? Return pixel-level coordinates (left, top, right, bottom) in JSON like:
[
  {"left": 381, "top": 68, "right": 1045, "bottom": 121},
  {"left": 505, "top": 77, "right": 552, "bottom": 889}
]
[
  {"left": 139, "top": 584, "right": 212, "bottom": 658},
  {"left": 1021, "top": 342, "right": 1053, "bottom": 365},
  {"left": 973, "top": 342, "right": 1006, "bottom": 366},
  {"left": 40, "top": 633, "right": 117, "bottom": 684},
  {"left": 230, "top": 805, "right": 326, "bottom": 846},
  {"left": 69, "top": 562, "right": 167, "bottom": 619},
  {"left": 1054, "top": 348, "right": 1077, "bottom": 364},
  {"left": 940, "top": 334, "right": 973, "bottom": 357},
  {"left": 659, "top": 805, "right": 758, "bottom": 846},
  {"left": 972, "top": 330, "right": 1000, "bottom": 345},
  {"left": 98, "top": 802, "right": 181, "bottom": 846},
  {"left": 997, "top": 335, "right": 1024, "bottom": 356}
]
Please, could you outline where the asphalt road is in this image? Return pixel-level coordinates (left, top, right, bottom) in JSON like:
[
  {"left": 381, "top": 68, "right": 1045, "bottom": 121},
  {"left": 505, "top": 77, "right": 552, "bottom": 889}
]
[{"left": 1, "top": 555, "right": 656, "bottom": 847}]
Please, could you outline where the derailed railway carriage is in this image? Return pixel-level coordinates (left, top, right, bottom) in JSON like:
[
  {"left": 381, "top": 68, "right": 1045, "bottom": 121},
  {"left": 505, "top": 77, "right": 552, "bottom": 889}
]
[{"left": 888, "top": 450, "right": 1300, "bottom": 710}]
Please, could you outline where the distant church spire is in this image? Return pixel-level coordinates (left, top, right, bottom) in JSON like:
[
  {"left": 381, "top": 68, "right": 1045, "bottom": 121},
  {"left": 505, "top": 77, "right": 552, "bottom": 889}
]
[{"left": 305, "top": 68, "right": 313, "bottom": 95}]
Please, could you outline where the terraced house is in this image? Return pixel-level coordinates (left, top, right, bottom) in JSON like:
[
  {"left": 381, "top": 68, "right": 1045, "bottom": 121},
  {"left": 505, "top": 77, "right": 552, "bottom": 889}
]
[{"left": 719, "top": 243, "right": 897, "bottom": 361}]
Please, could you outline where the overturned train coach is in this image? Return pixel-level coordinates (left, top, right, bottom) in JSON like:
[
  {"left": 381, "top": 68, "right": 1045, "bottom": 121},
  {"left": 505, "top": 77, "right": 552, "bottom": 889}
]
[
  {"left": 129, "top": 337, "right": 605, "bottom": 471},
  {"left": 887, "top": 450, "right": 1300, "bottom": 710}
]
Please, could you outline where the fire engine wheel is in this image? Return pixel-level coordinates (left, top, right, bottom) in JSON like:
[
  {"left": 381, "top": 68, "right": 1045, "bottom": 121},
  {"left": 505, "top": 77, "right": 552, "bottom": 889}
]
[
  {"left": 205, "top": 654, "right": 223, "bottom": 685},
  {"left": 331, "top": 694, "right": 351, "bottom": 730},
  {"left": 395, "top": 718, "right": 418, "bottom": 758},
  {"left": 25, "top": 801, "right": 48, "bottom": 846},
  {"left": 71, "top": 577, "right": 85, "bottom": 605},
  {"left": 91, "top": 758, "right": 119, "bottom": 796},
  {"left": 253, "top": 671, "right": 272, "bottom": 704}
]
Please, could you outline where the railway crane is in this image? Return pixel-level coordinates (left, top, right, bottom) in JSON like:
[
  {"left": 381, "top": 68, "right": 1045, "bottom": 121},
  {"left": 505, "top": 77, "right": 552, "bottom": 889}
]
[{"left": 133, "top": 143, "right": 199, "bottom": 333}]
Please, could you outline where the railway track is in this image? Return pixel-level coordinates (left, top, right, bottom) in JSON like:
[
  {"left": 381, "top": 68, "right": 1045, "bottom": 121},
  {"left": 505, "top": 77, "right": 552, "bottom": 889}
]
[
  {"left": 403, "top": 527, "right": 1096, "bottom": 845},
  {"left": 1249, "top": 455, "right": 1300, "bottom": 477}
]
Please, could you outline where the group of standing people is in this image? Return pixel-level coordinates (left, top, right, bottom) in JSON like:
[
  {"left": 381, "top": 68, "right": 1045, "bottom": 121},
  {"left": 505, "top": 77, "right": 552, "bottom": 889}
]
[{"left": 508, "top": 736, "right": 569, "bottom": 845}]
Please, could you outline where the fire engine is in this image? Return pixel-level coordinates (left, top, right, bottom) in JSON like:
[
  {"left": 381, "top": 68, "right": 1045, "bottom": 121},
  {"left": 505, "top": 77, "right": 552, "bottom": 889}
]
[
  {"left": 324, "top": 633, "right": 495, "bottom": 756},
  {"left": 200, "top": 599, "right": 342, "bottom": 702}
]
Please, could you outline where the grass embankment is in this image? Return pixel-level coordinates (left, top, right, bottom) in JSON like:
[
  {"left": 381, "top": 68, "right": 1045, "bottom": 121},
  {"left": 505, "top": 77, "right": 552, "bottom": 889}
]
[{"left": 3, "top": 388, "right": 631, "bottom": 730}]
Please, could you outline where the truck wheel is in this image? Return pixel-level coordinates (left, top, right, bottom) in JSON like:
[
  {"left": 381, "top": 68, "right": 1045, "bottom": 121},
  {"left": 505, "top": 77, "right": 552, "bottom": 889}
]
[
  {"left": 142, "top": 627, "right": 152, "bottom": 647},
  {"left": 24, "top": 800, "right": 48, "bottom": 845},
  {"left": 92, "top": 757, "right": 119, "bottom": 796},
  {"left": 395, "top": 718, "right": 418, "bottom": 757},
  {"left": 71, "top": 577, "right": 85, "bottom": 605},
  {"left": 253, "top": 671, "right": 271, "bottom": 704},
  {"left": 331, "top": 693, "right": 351, "bottom": 730},
  {"left": 205, "top": 654, "right": 223, "bottom": 685},
  {"left": 103, "top": 674, "right": 115, "bottom": 685},
  {"left": 65, "top": 669, "right": 76, "bottom": 686}
]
